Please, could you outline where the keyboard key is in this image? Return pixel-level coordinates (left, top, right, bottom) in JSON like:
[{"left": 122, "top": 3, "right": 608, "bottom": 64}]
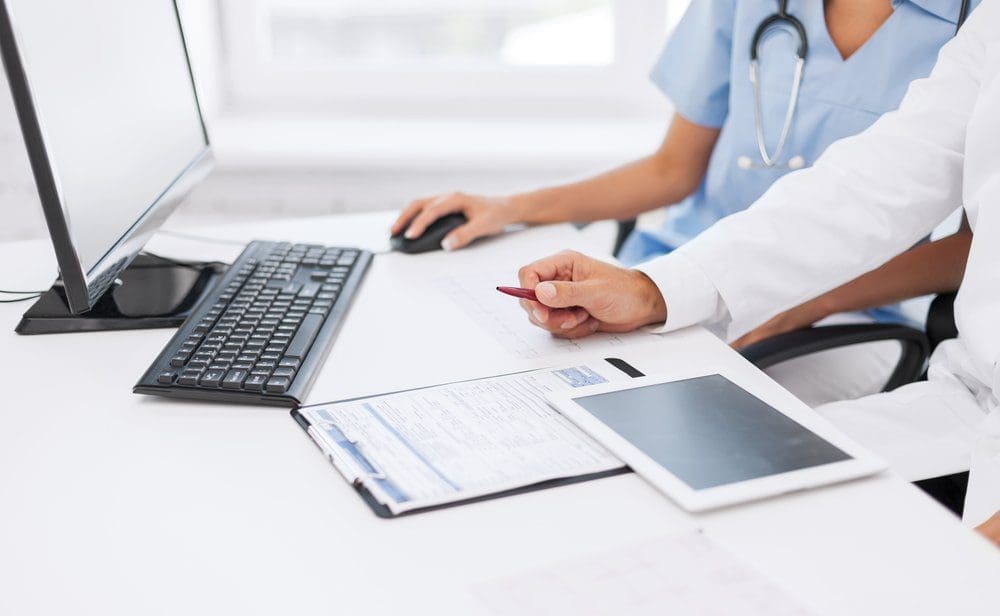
[
  {"left": 177, "top": 370, "right": 202, "bottom": 386},
  {"left": 244, "top": 374, "right": 268, "bottom": 391},
  {"left": 157, "top": 371, "right": 176, "bottom": 384},
  {"left": 265, "top": 376, "right": 291, "bottom": 393},
  {"left": 199, "top": 369, "right": 226, "bottom": 387},
  {"left": 272, "top": 367, "right": 295, "bottom": 378},
  {"left": 278, "top": 357, "right": 301, "bottom": 369},
  {"left": 285, "top": 313, "right": 324, "bottom": 359},
  {"left": 222, "top": 369, "right": 248, "bottom": 389}
]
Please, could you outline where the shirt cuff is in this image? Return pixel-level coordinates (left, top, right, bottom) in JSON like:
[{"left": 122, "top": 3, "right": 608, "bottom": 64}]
[{"left": 633, "top": 253, "right": 724, "bottom": 334}]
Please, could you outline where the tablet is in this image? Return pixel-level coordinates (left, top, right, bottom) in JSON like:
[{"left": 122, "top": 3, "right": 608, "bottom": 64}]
[{"left": 547, "top": 371, "right": 885, "bottom": 511}]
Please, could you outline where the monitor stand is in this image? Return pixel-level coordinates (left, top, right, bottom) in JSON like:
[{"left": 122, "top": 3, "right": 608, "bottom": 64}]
[{"left": 15, "top": 254, "right": 226, "bottom": 335}]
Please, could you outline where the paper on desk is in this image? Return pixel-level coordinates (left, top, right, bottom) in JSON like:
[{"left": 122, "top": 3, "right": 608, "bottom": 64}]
[
  {"left": 299, "top": 363, "right": 629, "bottom": 514},
  {"left": 434, "top": 268, "right": 658, "bottom": 359},
  {"left": 472, "top": 531, "right": 815, "bottom": 616}
]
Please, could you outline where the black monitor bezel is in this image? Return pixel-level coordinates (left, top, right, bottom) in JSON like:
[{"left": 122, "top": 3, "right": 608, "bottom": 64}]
[{"left": 0, "top": 0, "right": 214, "bottom": 314}]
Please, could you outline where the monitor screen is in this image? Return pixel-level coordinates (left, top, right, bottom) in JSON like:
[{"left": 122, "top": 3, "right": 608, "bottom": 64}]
[{"left": 7, "top": 0, "right": 206, "bottom": 274}]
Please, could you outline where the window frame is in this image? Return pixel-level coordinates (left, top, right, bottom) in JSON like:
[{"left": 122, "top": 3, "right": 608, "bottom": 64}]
[{"left": 217, "top": 0, "right": 683, "bottom": 117}]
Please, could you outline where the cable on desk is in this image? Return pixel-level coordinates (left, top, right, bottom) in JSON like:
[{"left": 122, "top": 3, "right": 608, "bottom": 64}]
[{"left": 0, "top": 294, "right": 40, "bottom": 303}]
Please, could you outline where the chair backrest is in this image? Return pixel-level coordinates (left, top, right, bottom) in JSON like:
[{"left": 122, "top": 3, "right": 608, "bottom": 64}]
[{"left": 926, "top": 292, "right": 958, "bottom": 352}]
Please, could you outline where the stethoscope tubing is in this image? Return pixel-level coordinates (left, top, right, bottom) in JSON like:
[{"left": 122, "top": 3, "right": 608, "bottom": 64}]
[
  {"left": 746, "top": 0, "right": 969, "bottom": 171},
  {"left": 749, "top": 3, "right": 809, "bottom": 169}
]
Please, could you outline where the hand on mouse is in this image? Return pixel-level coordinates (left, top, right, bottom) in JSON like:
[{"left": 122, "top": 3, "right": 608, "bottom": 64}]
[
  {"left": 391, "top": 192, "right": 520, "bottom": 251},
  {"left": 516, "top": 250, "right": 668, "bottom": 339}
]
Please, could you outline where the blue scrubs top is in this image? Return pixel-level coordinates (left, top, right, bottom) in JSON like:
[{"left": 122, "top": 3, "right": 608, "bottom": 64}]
[{"left": 620, "top": 0, "right": 976, "bottom": 278}]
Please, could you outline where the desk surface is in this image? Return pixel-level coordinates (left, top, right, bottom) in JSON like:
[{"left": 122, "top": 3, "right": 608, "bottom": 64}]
[{"left": 1, "top": 212, "right": 998, "bottom": 616}]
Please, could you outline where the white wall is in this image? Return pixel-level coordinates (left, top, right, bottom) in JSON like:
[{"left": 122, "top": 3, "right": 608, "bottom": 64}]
[{"left": 0, "top": 60, "right": 46, "bottom": 241}]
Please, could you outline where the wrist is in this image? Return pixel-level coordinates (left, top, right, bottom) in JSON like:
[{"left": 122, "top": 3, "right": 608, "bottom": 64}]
[{"left": 629, "top": 269, "right": 668, "bottom": 326}]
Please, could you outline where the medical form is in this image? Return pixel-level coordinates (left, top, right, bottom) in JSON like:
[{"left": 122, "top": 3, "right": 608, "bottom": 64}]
[{"left": 293, "top": 360, "right": 637, "bottom": 516}]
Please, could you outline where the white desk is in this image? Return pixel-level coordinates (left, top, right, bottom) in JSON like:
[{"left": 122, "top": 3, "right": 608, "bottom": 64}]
[{"left": 1, "top": 212, "right": 998, "bottom": 616}]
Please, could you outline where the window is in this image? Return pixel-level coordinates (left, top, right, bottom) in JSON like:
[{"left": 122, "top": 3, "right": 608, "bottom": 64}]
[{"left": 218, "top": 0, "right": 691, "bottom": 116}]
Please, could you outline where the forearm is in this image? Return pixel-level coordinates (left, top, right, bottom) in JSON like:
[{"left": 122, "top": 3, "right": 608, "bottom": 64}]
[
  {"left": 508, "top": 116, "right": 720, "bottom": 226},
  {"left": 511, "top": 155, "right": 700, "bottom": 225},
  {"left": 792, "top": 229, "right": 972, "bottom": 322}
]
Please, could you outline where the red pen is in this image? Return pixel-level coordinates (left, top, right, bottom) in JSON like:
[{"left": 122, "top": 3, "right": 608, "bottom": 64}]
[{"left": 496, "top": 286, "right": 538, "bottom": 302}]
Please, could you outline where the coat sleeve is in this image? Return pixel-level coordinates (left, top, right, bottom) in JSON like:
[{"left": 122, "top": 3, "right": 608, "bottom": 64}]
[{"left": 636, "top": 0, "right": 995, "bottom": 339}]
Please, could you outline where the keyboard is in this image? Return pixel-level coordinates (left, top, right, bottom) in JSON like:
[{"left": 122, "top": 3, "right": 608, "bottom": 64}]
[{"left": 135, "top": 240, "right": 372, "bottom": 406}]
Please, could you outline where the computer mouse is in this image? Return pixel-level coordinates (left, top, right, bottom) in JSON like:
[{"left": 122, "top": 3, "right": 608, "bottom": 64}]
[{"left": 390, "top": 213, "right": 468, "bottom": 254}]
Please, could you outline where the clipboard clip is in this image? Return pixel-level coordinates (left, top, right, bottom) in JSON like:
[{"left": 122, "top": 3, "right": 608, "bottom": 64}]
[
  {"left": 349, "top": 439, "right": 387, "bottom": 480},
  {"left": 306, "top": 424, "right": 387, "bottom": 482}
]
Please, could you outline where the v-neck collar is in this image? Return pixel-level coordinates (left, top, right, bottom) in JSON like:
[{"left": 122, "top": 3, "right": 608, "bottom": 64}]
[{"left": 818, "top": 2, "right": 899, "bottom": 64}]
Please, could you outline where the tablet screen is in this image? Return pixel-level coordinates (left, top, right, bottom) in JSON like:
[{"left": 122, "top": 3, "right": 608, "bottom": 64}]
[{"left": 572, "top": 375, "right": 851, "bottom": 490}]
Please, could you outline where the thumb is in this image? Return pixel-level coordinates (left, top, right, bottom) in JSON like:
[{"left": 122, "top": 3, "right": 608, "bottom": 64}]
[{"left": 535, "top": 280, "right": 597, "bottom": 309}]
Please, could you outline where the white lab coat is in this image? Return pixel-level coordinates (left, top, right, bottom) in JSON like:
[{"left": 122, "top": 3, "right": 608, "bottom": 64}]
[{"left": 637, "top": 0, "right": 1000, "bottom": 525}]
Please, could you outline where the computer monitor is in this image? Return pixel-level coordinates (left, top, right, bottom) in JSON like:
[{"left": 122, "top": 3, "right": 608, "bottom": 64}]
[{"left": 0, "top": 0, "right": 217, "bottom": 331}]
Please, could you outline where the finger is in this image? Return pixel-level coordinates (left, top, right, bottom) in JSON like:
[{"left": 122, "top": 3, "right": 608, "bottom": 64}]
[
  {"left": 405, "top": 195, "right": 465, "bottom": 239},
  {"left": 519, "top": 299, "right": 549, "bottom": 324},
  {"left": 391, "top": 199, "right": 431, "bottom": 234},
  {"left": 555, "top": 307, "right": 590, "bottom": 331},
  {"left": 441, "top": 223, "right": 481, "bottom": 251},
  {"left": 517, "top": 250, "right": 580, "bottom": 289},
  {"left": 527, "top": 307, "right": 585, "bottom": 333},
  {"left": 537, "top": 307, "right": 587, "bottom": 331},
  {"left": 553, "top": 317, "right": 601, "bottom": 340}
]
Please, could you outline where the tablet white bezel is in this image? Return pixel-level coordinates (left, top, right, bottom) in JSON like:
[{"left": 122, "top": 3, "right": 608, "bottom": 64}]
[{"left": 547, "top": 368, "right": 886, "bottom": 512}]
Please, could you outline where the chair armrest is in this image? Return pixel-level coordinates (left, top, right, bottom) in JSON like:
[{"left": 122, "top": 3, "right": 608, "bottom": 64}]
[{"left": 739, "top": 324, "right": 930, "bottom": 392}]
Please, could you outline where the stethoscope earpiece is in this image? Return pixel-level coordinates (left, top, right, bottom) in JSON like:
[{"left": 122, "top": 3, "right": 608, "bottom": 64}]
[{"left": 737, "top": 154, "right": 805, "bottom": 171}]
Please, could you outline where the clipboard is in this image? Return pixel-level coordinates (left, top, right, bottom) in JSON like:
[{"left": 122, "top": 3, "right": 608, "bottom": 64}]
[{"left": 291, "top": 357, "right": 643, "bottom": 518}]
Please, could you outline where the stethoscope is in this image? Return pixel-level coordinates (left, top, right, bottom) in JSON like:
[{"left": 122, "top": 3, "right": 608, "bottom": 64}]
[{"left": 738, "top": 0, "right": 971, "bottom": 172}]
